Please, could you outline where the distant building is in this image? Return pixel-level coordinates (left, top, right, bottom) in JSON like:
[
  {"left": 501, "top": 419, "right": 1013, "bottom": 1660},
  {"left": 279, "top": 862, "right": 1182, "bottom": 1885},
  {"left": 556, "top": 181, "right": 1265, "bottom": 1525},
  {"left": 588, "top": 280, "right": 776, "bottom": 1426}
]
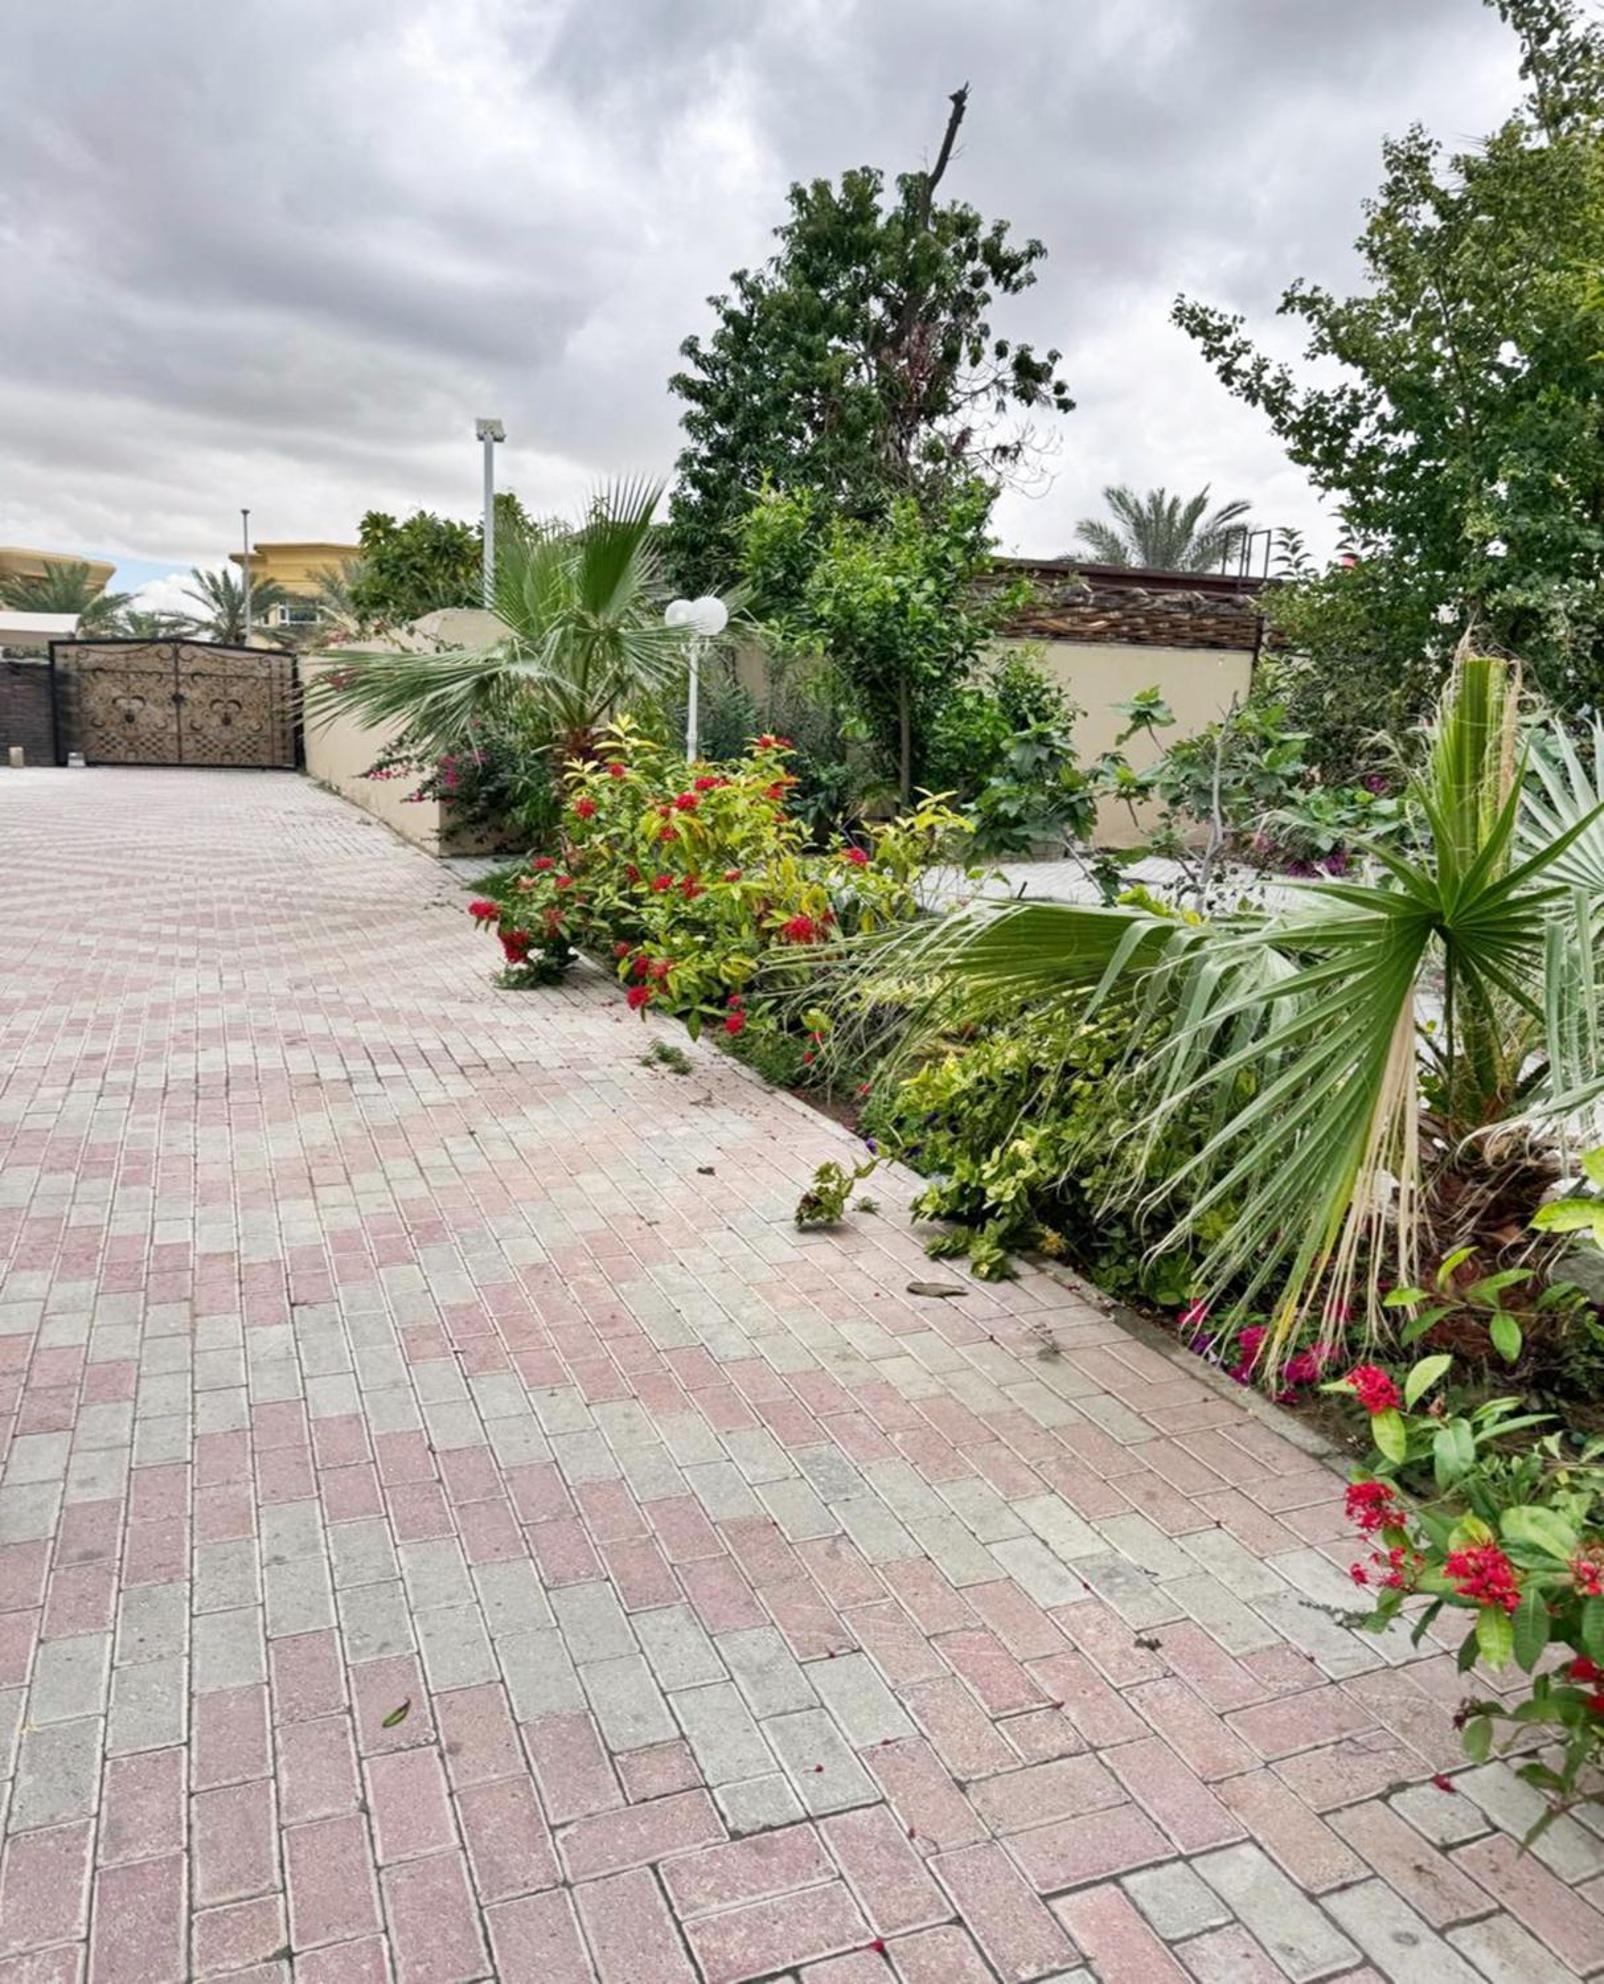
[
  {"left": 0, "top": 545, "right": 116, "bottom": 597},
  {"left": 228, "top": 540, "right": 360, "bottom": 632}
]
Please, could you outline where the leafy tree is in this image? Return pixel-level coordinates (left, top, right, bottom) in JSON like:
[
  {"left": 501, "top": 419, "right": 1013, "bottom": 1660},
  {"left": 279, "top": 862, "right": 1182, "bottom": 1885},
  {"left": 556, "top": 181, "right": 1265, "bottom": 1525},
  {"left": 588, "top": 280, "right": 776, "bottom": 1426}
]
[
  {"left": 1, "top": 560, "right": 130, "bottom": 632},
  {"left": 309, "top": 482, "right": 695, "bottom": 764},
  {"left": 1174, "top": 0, "right": 1604, "bottom": 732},
  {"left": 347, "top": 494, "right": 531, "bottom": 628},
  {"left": 180, "top": 568, "right": 289, "bottom": 644},
  {"left": 1071, "top": 485, "right": 1251, "bottom": 572},
  {"left": 668, "top": 88, "right": 1072, "bottom": 590},
  {"left": 739, "top": 478, "right": 1004, "bottom": 803}
]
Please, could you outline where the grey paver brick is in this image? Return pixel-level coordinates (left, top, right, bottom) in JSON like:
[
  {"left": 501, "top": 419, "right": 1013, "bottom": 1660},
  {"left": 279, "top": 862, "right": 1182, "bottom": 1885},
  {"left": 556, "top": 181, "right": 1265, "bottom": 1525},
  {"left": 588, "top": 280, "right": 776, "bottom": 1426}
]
[
  {"left": 672, "top": 1680, "right": 775, "bottom": 1785},
  {"left": 193, "top": 1608, "right": 267, "bottom": 1693},
  {"left": 761, "top": 1708, "right": 879, "bottom": 1815},
  {"left": 716, "top": 1627, "right": 817, "bottom": 1718},
  {"left": 635, "top": 1606, "right": 726, "bottom": 1693},
  {"left": 10, "top": 1717, "right": 103, "bottom": 1829},
  {"left": 1194, "top": 1842, "right": 1359, "bottom": 1981},
  {"left": 1322, "top": 1879, "right": 1485, "bottom": 1984},
  {"left": 28, "top": 1632, "right": 112, "bottom": 1723},
  {"left": 806, "top": 1652, "right": 913, "bottom": 1748},
  {"left": 498, "top": 1627, "right": 585, "bottom": 1720},
  {"left": 582, "top": 1653, "right": 676, "bottom": 1750}
]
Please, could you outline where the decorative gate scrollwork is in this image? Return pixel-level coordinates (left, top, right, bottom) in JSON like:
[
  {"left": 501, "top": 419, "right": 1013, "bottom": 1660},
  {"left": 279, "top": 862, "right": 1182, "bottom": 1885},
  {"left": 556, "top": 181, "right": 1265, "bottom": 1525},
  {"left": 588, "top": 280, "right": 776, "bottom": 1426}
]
[{"left": 49, "top": 640, "right": 300, "bottom": 769}]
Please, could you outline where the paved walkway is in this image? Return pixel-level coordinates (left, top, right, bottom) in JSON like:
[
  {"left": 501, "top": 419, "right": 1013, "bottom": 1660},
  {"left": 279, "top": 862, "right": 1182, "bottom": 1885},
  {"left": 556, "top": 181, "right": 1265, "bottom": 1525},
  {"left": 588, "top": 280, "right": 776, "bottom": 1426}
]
[{"left": 0, "top": 768, "right": 1599, "bottom": 1984}]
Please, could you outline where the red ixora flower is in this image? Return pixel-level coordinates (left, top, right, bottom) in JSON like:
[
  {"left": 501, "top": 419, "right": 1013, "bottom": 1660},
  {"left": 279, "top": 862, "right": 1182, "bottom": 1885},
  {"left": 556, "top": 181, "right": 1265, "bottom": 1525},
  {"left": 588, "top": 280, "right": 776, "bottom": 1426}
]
[
  {"left": 625, "top": 864, "right": 641, "bottom": 883},
  {"left": 1344, "top": 1479, "right": 1402, "bottom": 1536},
  {"left": 840, "top": 845, "right": 870, "bottom": 866},
  {"left": 606, "top": 760, "right": 627, "bottom": 778},
  {"left": 724, "top": 1009, "right": 746, "bottom": 1036},
  {"left": 612, "top": 942, "right": 630, "bottom": 958},
  {"left": 723, "top": 868, "right": 743, "bottom": 883},
  {"left": 1346, "top": 1363, "right": 1402, "bottom": 1415},
  {"left": 693, "top": 774, "right": 725, "bottom": 792},
  {"left": 780, "top": 913, "right": 820, "bottom": 944},
  {"left": 500, "top": 930, "right": 532, "bottom": 962},
  {"left": 532, "top": 855, "right": 555, "bottom": 872},
  {"left": 673, "top": 791, "right": 700, "bottom": 812},
  {"left": 1571, "top": 1550, "right": 1604, "bottom": 1598},
  {"left": 681, "top": 877, "right": 703, "bottom": 901},
  {"left": 647, "top": 958, "right": 672, "bottom": 982},
  {"left": 1443, "top": 1542, "right": 1522, "bottom": 1614},
  {"left": 753, "top": 733, "right": 793, "bottom": 750},
  {"left": 572, "top": 795, "right": 597, "bottom": 819},
  {"left": 626, "top": 984, "right": 653, "bottom": 1010},
  {"left": 651, "top": 874, "right": 674, "bottom": 893},
  {"left": 658, "top": 825, "right": 679, "bottom": 843},
  {"left": 554, "top": 875, "right": 574, "bottom": 890},
  {"left": 1568, "top": 1656, "right": 1604, "bottom": 1684},
  {"left": 467, "top": 899, "right": 498, "bottom": 922}
]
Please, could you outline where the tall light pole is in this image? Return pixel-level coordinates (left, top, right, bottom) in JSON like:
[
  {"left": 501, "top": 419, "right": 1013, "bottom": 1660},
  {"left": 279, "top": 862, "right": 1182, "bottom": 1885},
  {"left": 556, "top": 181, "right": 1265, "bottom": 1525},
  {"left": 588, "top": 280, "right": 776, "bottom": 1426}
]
[
  {"left": 664, "top": 596, "right": 729, "bottom": 760},
  {"left": 475, "top": 418, "right": 505, "bottom": 606},
  {"left": 240, "top": 509, "right": 253, "bottom": 642}
]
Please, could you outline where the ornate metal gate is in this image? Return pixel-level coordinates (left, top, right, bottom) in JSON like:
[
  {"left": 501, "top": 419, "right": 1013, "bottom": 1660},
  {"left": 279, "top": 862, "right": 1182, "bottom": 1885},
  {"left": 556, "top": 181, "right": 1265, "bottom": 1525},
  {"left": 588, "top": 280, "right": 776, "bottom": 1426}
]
[{"left": 49, "top": 639, "right": 300, "bottom": 769}]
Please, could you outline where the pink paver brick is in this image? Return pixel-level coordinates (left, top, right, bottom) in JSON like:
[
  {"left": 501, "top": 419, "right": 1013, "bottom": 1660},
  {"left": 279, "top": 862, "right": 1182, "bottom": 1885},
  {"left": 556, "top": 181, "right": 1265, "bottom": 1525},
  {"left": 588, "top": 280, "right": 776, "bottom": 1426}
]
[
  {"left": 99, "top": 1748, "right": 185, "bottom": 1866},
  {"left": 458, "top": 1775, "right": 560, "bottom": 1900},
  {"left": 293, "top": 1940, "right": 392, "bottom": 1984},
  {"left": 523, "top": 1710, "right": 624, "bottom": 1824},
  {"left": 559, "top": 1787, "right": 725, "bottom": 1881},
  {"left": 683, "top": 1880, "right": 872, "bottom": 1984},
  {"left": 350, "top": 1654, "right": 434, "bottom": 1755},
  {"left": 968, "top": 1754, "right": 1125, "bottom": 1836},
  {"left": 865, "top": 1738, "right": 988, "bottom": 1851},
  {"left": 886, "top": 1924, "right": 996, "bottom": 1982},
  {"left": 1056, "top": 1882, "right": 1190, "bottom": 1983},
  {"left": 191, "top": 1686, "right": 271, "bottom": 1791},
  {"left": 616, "top": 1737, "right": 701, "bottom": 1802},
  {"left": 436, "top": 1682, "right": 525, "bottom": 1788},
  {"left": 284, "top": 1815, "right": 383, "bottom": 1950},
  {"left": 820, "top": 1803, "right": 948, "bottom": 1933},
  {"left": 0, "top": 1948, "right": 83, "bottom": 1984},
  {"left": 0, "top": 1821, "right": 93, "bottom": 1956},
  {"left": 575, "top": 1866, "right": 700, "bottom": 1983},
  {"left": 1453, "top": 1831, "right": 1604, "bottom": 1973},
  {"left": 486, "top": 1890, "right": 594, "bottom": 1984},
  {"left": 1215, "top": 1769, "right": 1365, "bottom": 1891},
  {"left": 277, "top": 1714, "right": 360, "bottom": 1823},
  {"left": 193, "top": 1779, "right": 277, "bottom": 1907},
  {"left": 1170, "top": 1922, "right": 1285, "bottom": 1984},
  {"left": 1105, "top": 1736, "right": 1245, "bottom": 1852},
  {"left": 268, "top": 1630, "right": 345, "bottom": 1723},
  {"left": 1128, "top": 1677, "right": 1257, "bottom": 1779},
  {"left": 383, "top": 1851, "right": 489, "bottom": 1984},
  {"left": 663, "top": 1823, "right": 833, "bottom": 1915},
  {"left": 931, "top": 1842, "right": 1079, "bottom": 1980},
  {"left": 1006, "top": 1801, "right": 1174, "bottom": 1893},
  {"left": 89, "top": 1853, "right": 186, "bottom": 1984},
  {"left": 366, "top": 1747, "right": 455, "bottom": 1863},
  {"left": 191, "top": 1895, "right": 286, "bottom": 1977},
  {"left": 901, "top": 1677, "right": 1018, "bottom": 1779}
]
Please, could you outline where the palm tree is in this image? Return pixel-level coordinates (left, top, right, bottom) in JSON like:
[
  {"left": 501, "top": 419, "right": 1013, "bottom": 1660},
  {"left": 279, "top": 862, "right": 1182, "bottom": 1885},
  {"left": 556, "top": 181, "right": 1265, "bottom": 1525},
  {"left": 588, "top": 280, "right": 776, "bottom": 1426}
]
[
  {"left": 0, "top": 560, "right": 131, "bottom": 632},
  {"left": 307, "top": 480, "right": 702, "bottom": 762},
  {"left": 119, "top": 609, "right": 194, "bottom": 640},
  {"left": 305, "top": 559, "right": 368, "bottom": 637},
  {"left": 1072, "top": 485, "right": 1252, "bottom": 571},
  {"left": 181, "top": 567, "right": 290, "bottom": 644},
  {"left": 885, "top": 656, "right": 1604, "bottom": 1373}
]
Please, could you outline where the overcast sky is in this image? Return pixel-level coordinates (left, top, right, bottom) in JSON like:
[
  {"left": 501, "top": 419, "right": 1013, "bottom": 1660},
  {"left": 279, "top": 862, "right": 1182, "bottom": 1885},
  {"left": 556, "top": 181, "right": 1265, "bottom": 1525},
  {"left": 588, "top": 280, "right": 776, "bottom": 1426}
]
[{"left": 1, "top": 0, "right": 1525, "bottom": 609}]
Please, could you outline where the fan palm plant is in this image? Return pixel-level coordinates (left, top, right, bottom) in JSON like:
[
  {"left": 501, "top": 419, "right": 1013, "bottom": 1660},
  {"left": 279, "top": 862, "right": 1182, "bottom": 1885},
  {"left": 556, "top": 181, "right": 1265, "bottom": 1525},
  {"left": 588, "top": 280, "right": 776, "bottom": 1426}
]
[
  {"left": 0, "top": 560, "right": 131, "bottom": 631},
  {"left": 182, "top": 567, "right": 289, "bottom": 643},
  {"left": 306, "top": 480, "right": 699, "bottom": 763},
  {"left": 885, "top": 657, "right": 1604, "bottom": 1371},
  {"left": 1072, "top": 485, "right": 1251, "bottom": 571}
]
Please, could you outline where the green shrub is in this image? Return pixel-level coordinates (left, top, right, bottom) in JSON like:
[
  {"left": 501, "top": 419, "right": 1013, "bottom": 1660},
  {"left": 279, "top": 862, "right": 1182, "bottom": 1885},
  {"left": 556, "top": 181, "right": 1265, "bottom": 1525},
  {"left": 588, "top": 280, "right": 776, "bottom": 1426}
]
[{"left": 860, "top": 1002, "right": 1221, "bottom": 1303}]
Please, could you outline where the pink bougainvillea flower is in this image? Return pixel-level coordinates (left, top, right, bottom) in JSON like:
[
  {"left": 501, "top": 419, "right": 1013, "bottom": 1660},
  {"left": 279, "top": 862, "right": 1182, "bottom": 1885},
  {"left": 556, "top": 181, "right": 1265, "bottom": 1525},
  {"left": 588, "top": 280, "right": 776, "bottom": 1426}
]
[
  {"left": 1177, "top": 1299, "right": 1210, "bottom": 1330},
  {"left": 1346, "top": 1364, "right": 1402, "bottom": 1415},
  {"left": 467, "top": 899, "right": 498, "bottom": 922}
]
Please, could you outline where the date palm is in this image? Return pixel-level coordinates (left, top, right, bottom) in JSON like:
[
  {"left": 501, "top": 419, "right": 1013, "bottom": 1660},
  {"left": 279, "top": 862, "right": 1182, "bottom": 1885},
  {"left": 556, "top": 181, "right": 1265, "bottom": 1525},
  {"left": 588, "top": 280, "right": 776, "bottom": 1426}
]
[
  {"left": 889, "top": 656, "right": 1604, "bottom": 1372},
  {"left": 307, "top": 480, "right": 702, "bottom": 762},
  {"left": 306, "top": 559, "right": 367, "bottom": 637},
  {"left": 182, "top": 567, "right": 289, "bottom": 643},
  {"left": 1072, "top": 484, "right": 1251, "bottom": 571},
  {"left": 0, "top": 560, "right": 130, "bottom": 632}
]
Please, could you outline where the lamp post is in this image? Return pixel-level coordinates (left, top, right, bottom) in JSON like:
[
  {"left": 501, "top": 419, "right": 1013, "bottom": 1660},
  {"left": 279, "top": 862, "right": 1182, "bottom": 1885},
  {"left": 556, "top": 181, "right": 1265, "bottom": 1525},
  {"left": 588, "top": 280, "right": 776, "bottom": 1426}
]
[
  {"left": 475, "top": 418, "right": 505, "bottom": 605},
  {"left": 664, "top": 595, "right": 728, "bottom": 760},
  {"left": 240, "top": 509, "right": 253, "bottom": 642}
]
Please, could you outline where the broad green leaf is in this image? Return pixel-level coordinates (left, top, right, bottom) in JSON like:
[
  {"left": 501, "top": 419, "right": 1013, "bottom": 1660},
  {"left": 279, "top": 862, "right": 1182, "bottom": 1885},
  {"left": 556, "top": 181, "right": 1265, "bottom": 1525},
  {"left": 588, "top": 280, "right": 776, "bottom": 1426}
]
[
  {"left": 1583, "top": 1148, "right": 1604, "bottom": 1188},
  {"left": 1465, "top": 1268, "right": 1532, "bottom": 1302},
  {"left": 1404, "top": 1354, "right": 1452, "bottom": 1408},
  {"left": 1433, "top": 1420, "right": 1475, "bottom": 1488},
  {"left": 1500, "top": 1505, "right": 1579, "bottom": 1562},
  {"left": 1476, "top": 1605, "right": 1515, "bottom": 1669},
  {"left": 1583, "top": 1596, "right": 1604, "bottom": 1662},
  {"left": 1462, "top": 1714, "right": 1493, "bottom": 1762},
  {"left": 1384, "top": 1287, "right": 1429, "bottom": 1308},
  {"left": 1371, "top": 1408, "right": 1407, "bottom": 1465},
  {"left": 1488, "top": 1312, "right": 1522, "bottom": 1364},
  {"left": 381, "top": 1699, "right": 411, "bottom": 1728},
  {"left": 1450, "top": 1512, "right": 1495, "bottom": 1548},
  {"left": 1531, "top": 1200, "right": 1593, "bottom": 1233},
  {"left": 1435, "top": 1245, "right": 1475, "bottom": 1289},
  {"left": 1512, "top": 1588, "right": 1550, "bottom": 1671}
]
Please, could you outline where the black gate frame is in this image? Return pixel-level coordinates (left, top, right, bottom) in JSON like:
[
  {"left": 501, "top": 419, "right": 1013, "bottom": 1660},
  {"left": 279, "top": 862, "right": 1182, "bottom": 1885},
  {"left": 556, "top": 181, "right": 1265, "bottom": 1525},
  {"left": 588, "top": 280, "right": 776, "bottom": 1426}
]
[{"left": 47, "top": 637, "right": 303, "bottom": 770}]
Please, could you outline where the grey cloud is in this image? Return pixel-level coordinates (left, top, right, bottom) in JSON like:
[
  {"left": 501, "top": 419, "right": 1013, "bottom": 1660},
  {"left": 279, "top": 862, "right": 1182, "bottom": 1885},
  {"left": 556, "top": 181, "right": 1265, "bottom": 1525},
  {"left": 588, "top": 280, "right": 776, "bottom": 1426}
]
[{"left": 0, "top": 0, "right": 1522, "bottom": 571}]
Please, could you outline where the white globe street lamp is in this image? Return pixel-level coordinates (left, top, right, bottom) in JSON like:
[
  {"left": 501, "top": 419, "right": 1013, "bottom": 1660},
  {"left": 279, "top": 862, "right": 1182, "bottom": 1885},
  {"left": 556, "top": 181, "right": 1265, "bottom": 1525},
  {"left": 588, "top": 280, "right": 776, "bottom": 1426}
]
[{"left": 665, "top": 595, "right": 729, "bottom": 759}]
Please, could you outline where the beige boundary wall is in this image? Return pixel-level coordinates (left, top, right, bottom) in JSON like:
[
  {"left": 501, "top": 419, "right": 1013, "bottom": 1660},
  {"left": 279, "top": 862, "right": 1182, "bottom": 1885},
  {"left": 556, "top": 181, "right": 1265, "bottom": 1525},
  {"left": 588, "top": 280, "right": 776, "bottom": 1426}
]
[
  {"left": 302, "top": 608, "right": 503, "bottom": 856},
  {"left": 1006, "top": 637, "right": 1255, "bottom": 845}
]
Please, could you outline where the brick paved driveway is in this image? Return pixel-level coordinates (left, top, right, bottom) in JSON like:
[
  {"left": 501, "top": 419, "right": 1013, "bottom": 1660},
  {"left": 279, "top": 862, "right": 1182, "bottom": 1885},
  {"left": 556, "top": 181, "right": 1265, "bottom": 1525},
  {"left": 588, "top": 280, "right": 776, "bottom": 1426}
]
[{"left": 1, "top": 767, "right": 1599, "bottom": 1984}]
